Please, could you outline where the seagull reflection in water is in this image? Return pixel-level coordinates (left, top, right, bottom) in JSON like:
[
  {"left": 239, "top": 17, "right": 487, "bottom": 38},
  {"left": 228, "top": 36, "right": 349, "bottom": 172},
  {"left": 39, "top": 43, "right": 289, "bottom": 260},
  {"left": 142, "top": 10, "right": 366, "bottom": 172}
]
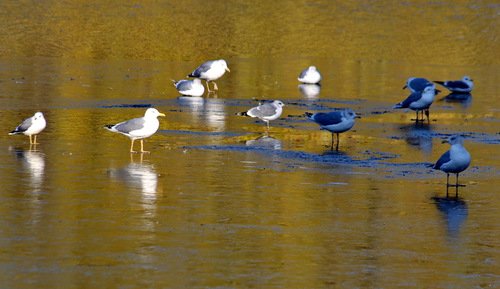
[
  {"left": 108, "top": 154, "right": 158, "bottom": 201},
  {"left": 245, "top": 134, "right": 282, "bottom": 150},
  {"left": 439, "top": 92, "right": 472, "bottom": 108},
  {"left": 398, "top": 122, "right": 433, "bottom": 153},
  {"left": 10, "top": 146, "right": 46, "bottom": 224},
  {"left": 298, "top": 84, "right": 321, "bottom": 99},
  {"left": 11, "top": 146, "right": 45, "bottom": 191},
  {"left": 431, "top": 190, "right": 468, "bottom": 242}
]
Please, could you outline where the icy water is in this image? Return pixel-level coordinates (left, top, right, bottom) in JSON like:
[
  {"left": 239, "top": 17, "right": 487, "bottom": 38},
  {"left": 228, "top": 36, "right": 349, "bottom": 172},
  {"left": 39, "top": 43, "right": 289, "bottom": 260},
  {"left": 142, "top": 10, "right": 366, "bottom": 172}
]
[{"left": 0, "top": 1, "right": 499, "bottom": 288}]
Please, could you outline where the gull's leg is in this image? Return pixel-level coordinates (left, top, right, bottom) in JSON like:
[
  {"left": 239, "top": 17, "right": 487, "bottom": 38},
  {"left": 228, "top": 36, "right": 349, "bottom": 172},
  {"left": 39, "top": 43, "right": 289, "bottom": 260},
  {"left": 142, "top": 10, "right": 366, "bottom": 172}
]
[
  {"left": 330, "top": 132, "right": 334, "bottom": 150},
  {"left": 140, "top": 139, "right": 150, "bottom": 153},
  {"left": 213, "top": 81, "right": 218, "bottom": 91},
  {"left": 335, "top": 133, "right": 340, "bottom": 151},
  {"left": 33, "top": 135, "right": 39, "bottom": 145},
  {"left": 130, "top": 139, "right": 136, "bottom": 153},
  {"left": 446, "top": 173, "right": 450, "bottom": 187},
  {"left": 455, "top": 173, "right": 466, "bottom": 187},
  {"left": 206, "top": 80, "right": 212, "bottom": 93},
  {"left": 425, "top": 109, "right": 430, "bottom": 123},
  {"left": 29, "top": 135, "right": 33, "bottom": 144}
]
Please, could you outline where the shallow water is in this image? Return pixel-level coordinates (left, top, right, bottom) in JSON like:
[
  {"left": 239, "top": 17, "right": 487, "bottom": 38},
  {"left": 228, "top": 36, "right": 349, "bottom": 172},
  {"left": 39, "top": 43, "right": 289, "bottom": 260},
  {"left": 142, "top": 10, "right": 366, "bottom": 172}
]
[{"left": 0, "top": 1, "right": 499, "bottom": 288}]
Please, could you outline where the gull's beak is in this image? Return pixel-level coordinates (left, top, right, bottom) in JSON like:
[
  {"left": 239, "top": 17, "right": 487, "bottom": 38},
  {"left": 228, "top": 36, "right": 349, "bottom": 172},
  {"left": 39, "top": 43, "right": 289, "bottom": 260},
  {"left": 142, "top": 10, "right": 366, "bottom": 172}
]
[
  {"left": 402, "top": 85, "right": 408, "bottom": 89},
  {"left": 158, "top": 112, "right": 166, "bottom": 117},
  {"left": 441, "top": 139, "right": 448, "bottom": 144},
  {"left": 355, "top": 115, "right": 361, "bottom": 119},
  {"left": 226, "top": 67, "right": 231, "bottom": 72}
]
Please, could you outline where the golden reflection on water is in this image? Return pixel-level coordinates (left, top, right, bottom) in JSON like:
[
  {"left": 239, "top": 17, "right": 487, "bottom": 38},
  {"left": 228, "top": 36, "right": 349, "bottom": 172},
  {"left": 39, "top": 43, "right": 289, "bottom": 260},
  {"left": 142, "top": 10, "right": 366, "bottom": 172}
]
[
  {"left": 0, "top": 1, "right": 498, "bottom": 64},
  {"left": 0, "top": 1, "right": 499, "bottom": 289}
]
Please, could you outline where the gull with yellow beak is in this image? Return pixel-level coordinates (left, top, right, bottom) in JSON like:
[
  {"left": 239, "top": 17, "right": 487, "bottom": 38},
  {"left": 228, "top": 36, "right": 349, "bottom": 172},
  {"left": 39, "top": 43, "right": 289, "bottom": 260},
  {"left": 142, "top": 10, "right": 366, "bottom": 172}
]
[
  {"left": 105, "top": 108, "right": 165, "bottom": 153},
  {"left": 188, "top": 59, "right": 230, "bottom": 93}
]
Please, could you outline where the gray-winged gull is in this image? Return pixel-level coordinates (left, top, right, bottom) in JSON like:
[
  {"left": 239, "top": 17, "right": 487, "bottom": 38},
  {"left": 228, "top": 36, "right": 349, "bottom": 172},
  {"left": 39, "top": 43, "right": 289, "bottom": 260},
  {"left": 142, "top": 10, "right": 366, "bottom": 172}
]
[
  {"left": 105, "top": 108, "right": 165, "bottom": 153},
  {"left": 298, "top": 66, "right": 322, "bottom": 84},
  {"left": 172, "top": 78, "right": 205, "bottom": 97},
  {"left": 188, "top": 59, "right": 230, "bottom": 92},
  {"left": 238, "top": 100, "right": 284, "bottom": 130},
  {"left": 305, "top": 108, "right": 359, "bottom": 151},
  {"left": 434, "top": 76, "right": 474, "bottom": 93},
  {"left": 9, "top": 112, "right": 47, "bottom": 145},
  {"left": 393, "top": 85, "right": 436, "bottom": 122},
  {"left": 433, "top": 135, "right": 471, "bottom": 187}
]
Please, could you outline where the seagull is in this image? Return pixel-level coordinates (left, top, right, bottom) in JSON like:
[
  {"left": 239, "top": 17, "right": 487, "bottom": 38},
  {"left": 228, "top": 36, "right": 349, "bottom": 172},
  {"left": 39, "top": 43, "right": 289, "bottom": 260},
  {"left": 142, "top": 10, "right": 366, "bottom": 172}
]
[
  {"left": 9, "top": 112, "right": 47, "bottom": 145},
  {"left": 298, "top": 66, "right": 322, "bottom": 84},
  {"left": 104, "top": 108, "right": 165, "bottom": 153},
  {"left": 171, "top": 78, "right": 205, "bottom": 97},
  {"left": 187, "top": 59, "right": 230, "bottom": 93},
  {"left": 403, "top": 77, "right": 437, "bottom": 93},
  {"left": 238, "top": 100, "right": 284, "bottom": 130},
  {"left": 305, "top": 108, "right": 360, "bottom": 151},
  {"left": 433, "top": 135, "right": 471, "bottom": 187},
  {"left": 434, "top": 76, "right": 474, "bottom": 93},
  {"left": 393, "top": 85, "right": 436, "bottom": 122}
]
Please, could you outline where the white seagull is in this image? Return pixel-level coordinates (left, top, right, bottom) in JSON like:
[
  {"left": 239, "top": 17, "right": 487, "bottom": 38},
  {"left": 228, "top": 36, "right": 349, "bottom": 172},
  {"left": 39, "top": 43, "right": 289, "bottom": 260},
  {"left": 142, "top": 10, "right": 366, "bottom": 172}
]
[
  {"left": 9, "top": 112, "right": 47, "bottom": 145},
  {"left": 298, "top": 66, "right": 322, "bottom": 84},
  {"left": 172, "top": 78, "right": 205, "bottom": 97},
  {"left": 238, "top": 100, "right": 284, "bottom": 130},
  {"left": 105, "top": 108, "right": 165, "bottom": 153},
  {"left": 305, "top": 108, "right": 359, "bottom": 151},
  {"left": 393, "top": 85, "right": 436, "bottom": 122},
  {"left": 434, "top": 76, "right": 474, "bottom": 93},
  {"left": 433, "top": 135, "right": 471, "bottom": 187},
  {"left": 188, "top": 59, "right": 230, "bottom": 92}
]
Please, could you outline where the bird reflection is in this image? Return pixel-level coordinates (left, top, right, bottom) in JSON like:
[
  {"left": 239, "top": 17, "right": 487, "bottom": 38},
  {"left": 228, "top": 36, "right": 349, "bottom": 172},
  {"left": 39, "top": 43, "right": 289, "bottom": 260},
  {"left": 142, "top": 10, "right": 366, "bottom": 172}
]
[
  {"left": 108, "top": 154, "right": 158, "bottom": 200},
  {"left": 245, "top": 134, "right": 282, "bottom": 150},
  {"left": 10, "top": 146, "right": 46, "bottom": 225},
  {"left": 439, "top": 92, "right": 472, "bottom": 108},
  {"left": 177, "top": 95, "right": 205, "bottom": 111},
  {"left": 11, "top": 146, "right": 45, "bottom": 191},
  {"left": 298, "top": 84, "right": 321, "bottom": 98},
  {"left": 204, "top": 98, "right": 226, "bottom": 131},
  {"left": 431, "top": 192, "right": 468, "bottom": 241},
  {"left": 398, "top": 123, "right": 433, "bottom": 153}
]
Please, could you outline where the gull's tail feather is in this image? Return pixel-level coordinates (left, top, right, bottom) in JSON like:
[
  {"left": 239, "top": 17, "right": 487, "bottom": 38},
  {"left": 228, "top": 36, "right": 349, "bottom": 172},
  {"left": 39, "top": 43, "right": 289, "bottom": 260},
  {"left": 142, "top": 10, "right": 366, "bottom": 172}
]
[
  {"left": 393, "top": 102, "right": 404, "bottom": 109},
  {"left": 236, "top": 111, "right": 249, "bottom": 117},
  {"left": 104, "top": 124, "right": 116, "bottom": 131}
]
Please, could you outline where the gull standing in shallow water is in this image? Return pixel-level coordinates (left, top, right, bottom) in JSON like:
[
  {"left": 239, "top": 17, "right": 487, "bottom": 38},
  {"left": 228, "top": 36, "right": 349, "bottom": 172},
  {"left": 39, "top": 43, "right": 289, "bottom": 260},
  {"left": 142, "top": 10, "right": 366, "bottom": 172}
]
[
  {"left": 105, "top": 108, "right": 165, "bottom": 153},
  {"left": 238, "top": 100, "right": 284, "bottom": 131},
  {"left": 171, "top": 78, "right": 205, "bottom": 97},
  {"left": 434, "top": 76, "right": 474, "bottom": 93},
  {"left": 298, "top": 66, "right": 322, "bottom": 84},
  {"left": 433, "top": 135, "right": 471, "bottom": 187},
  {"left": 188, "top": 59, "right": 230, "bottom": 93},
  {"left": 393, "top": 85, "right": 436, "bottom": 122},
  {"left": 305, "top": 108, "right": 360, "bottom": 151},
  {"left": 9, "top": 112, "right": 47, "bottom": 145}
]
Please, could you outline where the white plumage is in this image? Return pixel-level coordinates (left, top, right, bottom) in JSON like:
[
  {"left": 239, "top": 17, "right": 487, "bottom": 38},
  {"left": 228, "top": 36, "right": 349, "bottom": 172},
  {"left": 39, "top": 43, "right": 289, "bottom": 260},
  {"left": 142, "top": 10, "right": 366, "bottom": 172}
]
[
  {"left": 105, "top": 108, "right": 165, "bottom": 153},
  {"left": 298, "top": 66, "right": 322, "bottom": 84},
  {"left": 9, "top": 112, "right": 47, "bottom": 145}
]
